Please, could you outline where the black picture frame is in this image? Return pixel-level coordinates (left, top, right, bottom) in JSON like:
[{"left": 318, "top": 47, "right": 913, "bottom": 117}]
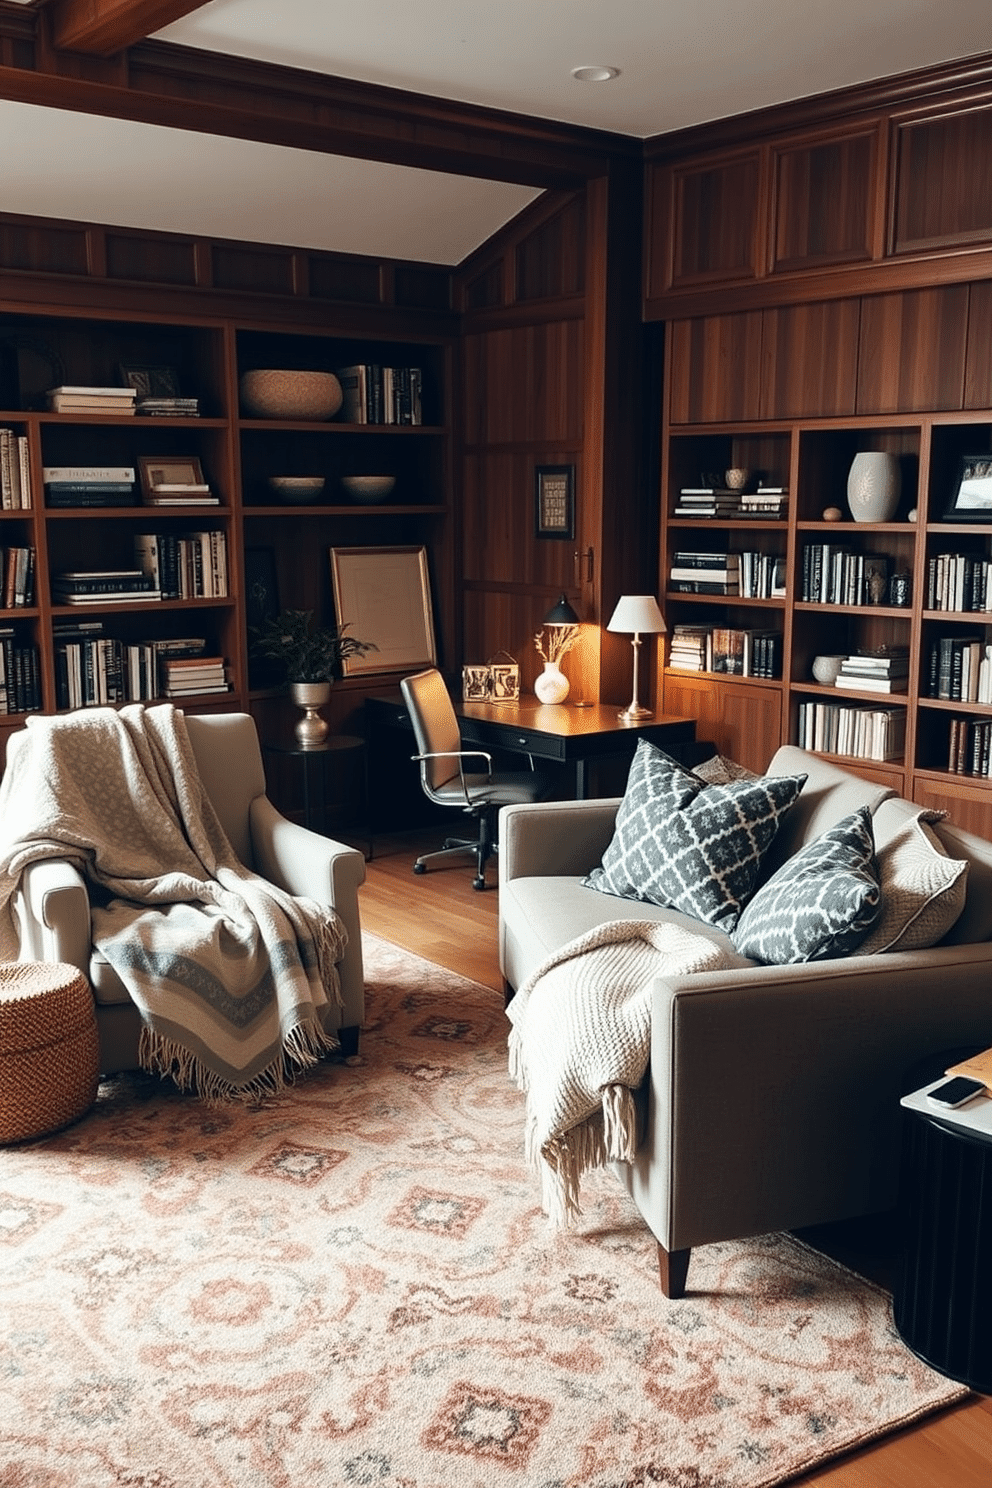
[
  {"left": 118, "top": 363, "right": 181, "bottom": 397},
  {"left": 945, "top": 454, "right": 992, "bottom": 522},
  {"left": 535, "top": 464, "right": 575, "bottom": 539}
]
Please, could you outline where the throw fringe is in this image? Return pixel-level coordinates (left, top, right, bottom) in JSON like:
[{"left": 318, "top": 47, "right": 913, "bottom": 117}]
[
  {"left": 139, "top": 1016, "right": 338, "bottom": 1105},
  {"left": 521, "top": 1079, "right": 640, "bottom": 1228}
]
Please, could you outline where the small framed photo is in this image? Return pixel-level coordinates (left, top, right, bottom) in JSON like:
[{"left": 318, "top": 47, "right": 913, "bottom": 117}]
[
  {"left": 535, "top": 464, "right": 575, "bottom": 539},
  {"left": 138, "top": 455, "right": 208, "bottom": 498},
  {"left": 119, "top": 364, "right": 181, "bottom": 397},
  {"left": 946, "top": 454, "right": 992, "bottom": 522}
]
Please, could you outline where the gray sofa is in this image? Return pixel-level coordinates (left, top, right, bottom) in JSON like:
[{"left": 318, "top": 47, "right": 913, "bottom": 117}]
[{"left": 499, "top": 745, "right": 992, "bottom": 1297}]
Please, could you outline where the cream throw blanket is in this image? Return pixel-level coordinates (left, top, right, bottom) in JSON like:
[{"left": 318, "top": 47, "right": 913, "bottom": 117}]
[
  {"left": 0, "top": 704, "right": 346, "bottom": 1100},
  {"left": 507, "top": 919, "right": 743, "bottom": 1226}
]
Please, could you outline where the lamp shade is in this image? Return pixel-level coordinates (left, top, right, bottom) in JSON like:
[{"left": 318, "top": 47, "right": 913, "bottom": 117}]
[
  {"left": 607, "top": 595, "right": 666, "bottom": 635},
  {"left": 543, "top": 593, "right": 580, "bottom": 626}
]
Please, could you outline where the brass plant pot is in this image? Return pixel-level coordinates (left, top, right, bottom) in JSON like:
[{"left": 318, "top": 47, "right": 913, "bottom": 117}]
[{"left": 289, "top": 680, "right": 331, "bottom": 749}]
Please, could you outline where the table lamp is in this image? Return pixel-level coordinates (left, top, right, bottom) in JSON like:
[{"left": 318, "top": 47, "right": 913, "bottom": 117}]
[{"left": 607, "top": 594, "right": 666, "bottom": 721}]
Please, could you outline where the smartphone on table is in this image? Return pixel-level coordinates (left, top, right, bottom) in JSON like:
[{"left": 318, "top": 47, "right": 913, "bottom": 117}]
[{"left": 926, "top": 1075, "right": 986, "bottom": 1109}]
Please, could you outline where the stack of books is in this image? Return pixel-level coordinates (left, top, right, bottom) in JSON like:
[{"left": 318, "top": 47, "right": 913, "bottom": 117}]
[
  {"left": 835, "top": 646, "right": 910, "bottom": 693},
  {"left": 135, "top": 395, "right": 199, "bottom": 417},
  {"left": 43, "top": 465, "right": 136, "bottom": 508},
  {"left": 46, "top": 385, "right": 137, "bottom": 416},
  {"left": 159, "top": 653, "right": 229, "bottom": 698},
  {"left": 667, "top": 623, "right": 782, "bottom": 678},
  {"left": 1, "top": 546, "right": 35, "bottom": 608},
  {"left": 668, "top": 624, "right": 712, "bottom": 671},
  {"left": 673, "top": 487, "right": 741, "bottom": 518},
  {"left": 0, "top": 427, "right": 32, "bottom": 509},
  {"left": 337, "top": 364, "right": 423, "bottom": 425},
  {"left": 52, "top": 570, "right": 160, "bottom": 606},
  {"left": 739, "top": 484, "right": 789, "bottom": 519},
  {"left": 669, "top": 550, "right": 740, "bottom": 594}
]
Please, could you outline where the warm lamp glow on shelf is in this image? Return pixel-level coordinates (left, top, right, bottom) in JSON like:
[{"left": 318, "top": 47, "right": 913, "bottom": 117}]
[{"left": 607, "top": 595, "right": 666, "bottom": 722}]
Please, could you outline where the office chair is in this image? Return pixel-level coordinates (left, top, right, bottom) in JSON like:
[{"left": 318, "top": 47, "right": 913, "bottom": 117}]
[{"left": 400, "top": 668, "right": 547, "bottom": 890}]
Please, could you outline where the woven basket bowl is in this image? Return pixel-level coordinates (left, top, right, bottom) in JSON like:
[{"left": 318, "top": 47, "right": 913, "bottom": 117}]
[
  {"left": 240, "top": 369, "right": 343, "bottom": 421},
  {"left": 0, "top": 962, "right": 99, "bottom": 1143}
]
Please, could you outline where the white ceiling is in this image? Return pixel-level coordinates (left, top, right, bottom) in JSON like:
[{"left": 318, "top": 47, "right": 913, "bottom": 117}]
[{"left": 1, "top": 0, "right": 991, "bottom": 265}]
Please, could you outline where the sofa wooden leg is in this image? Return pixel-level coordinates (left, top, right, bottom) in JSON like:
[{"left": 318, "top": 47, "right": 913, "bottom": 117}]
[
  {"left": 336, "top": 1024, "right": 360, "bottom": 1058},
  {"left": 503, "top": 978, "right": 516, "bottom": 1007},
  {"left": 658, "top": 1243, "right": 691, "bottom": 1299}
]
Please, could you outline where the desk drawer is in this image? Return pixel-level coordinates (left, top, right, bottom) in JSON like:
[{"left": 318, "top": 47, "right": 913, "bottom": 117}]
[{"left": 459, "top": 719, "right": 567, "bottom": 762}]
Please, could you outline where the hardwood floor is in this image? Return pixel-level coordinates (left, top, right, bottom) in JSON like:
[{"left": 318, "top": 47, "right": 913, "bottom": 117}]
[{"left": 358, "top": 827, "right": 992, "bottom": 1487}]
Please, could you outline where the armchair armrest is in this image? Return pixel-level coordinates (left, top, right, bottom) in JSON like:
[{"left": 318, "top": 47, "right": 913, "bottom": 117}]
[
  {"left": 13, "top": 859, "right": 92, "bottom": 974},
  {"left": 498, "top": 797, "right": 621, "bottom": 883},
  {"left": 249, "top": 793, "right": 366, "bottom": 1024}
]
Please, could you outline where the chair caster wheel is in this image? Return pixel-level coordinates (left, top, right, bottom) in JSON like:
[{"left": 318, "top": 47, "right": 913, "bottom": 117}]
[
  {"left": 473, "top": 877, "right": 486, "bottom": 891},
  {"left": 413, "top": 862, "right": 426, "bottom": 875}
]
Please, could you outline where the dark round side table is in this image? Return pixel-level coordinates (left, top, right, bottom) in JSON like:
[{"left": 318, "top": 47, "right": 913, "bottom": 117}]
[
  {"left": 894, "top": 1050, "right": 992, "bottom": 1395},
  {"left": 263, "top": 735, "right": 366, "bottom": 844}
]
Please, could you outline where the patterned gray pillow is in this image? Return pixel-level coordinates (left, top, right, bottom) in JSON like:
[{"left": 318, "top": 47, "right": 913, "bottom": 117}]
[
  {"left": 583, "top": 742, "right": 806, "bottom": 931},
  {"left": 731, "top": 807, "right": 881, "bottom": 964}
]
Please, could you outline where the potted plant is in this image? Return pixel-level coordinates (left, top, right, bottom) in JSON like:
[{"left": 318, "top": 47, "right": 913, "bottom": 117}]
[{"left": 252, "top": 609, "right": 375, "bottom": 747}]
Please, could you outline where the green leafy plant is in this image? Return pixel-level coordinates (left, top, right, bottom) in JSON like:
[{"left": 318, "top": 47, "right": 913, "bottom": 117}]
[{"left": 251, "top": 609, "right": 375, "bottom": 683}]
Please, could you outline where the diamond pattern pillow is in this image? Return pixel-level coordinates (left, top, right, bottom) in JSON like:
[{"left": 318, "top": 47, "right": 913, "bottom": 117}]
[
  {"left": 583, "top": 741, "right": 806, "bottom": 931},
  {"left": 731, "top": 807, "right": 881, "bottom": 964}
]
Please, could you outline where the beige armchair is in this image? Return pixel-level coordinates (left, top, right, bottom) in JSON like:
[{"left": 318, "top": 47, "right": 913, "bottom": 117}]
[{"left": 10, "top": 712, "right": 366, "bottom": 1074}]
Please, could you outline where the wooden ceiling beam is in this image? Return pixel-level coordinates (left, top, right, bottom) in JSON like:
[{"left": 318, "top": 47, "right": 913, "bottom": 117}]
[{"left": 47, "top": 0, "right": 209, "bottom": 57}]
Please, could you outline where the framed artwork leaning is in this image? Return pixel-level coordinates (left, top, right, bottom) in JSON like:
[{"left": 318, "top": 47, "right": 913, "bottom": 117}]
[
  {"left": 329, "top": 545, "right": 437, "bottom": 676},
  {"left": 945, "top": 455, "right": 992, "bottom": 522}
]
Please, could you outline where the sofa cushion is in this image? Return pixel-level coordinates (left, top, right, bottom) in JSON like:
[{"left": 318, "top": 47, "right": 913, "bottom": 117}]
[
  {"left": 762, "top": 745, "right": 894, "bottom": 876},
  {"left": 692, "top": 753, "right": 759, "bottom": 786},
  {"left": 930, "top": 816, "right": 992, "bottom": 945},
  {"left": 859, "top": 801, "right": 968, "bottom": 954},
  {"left": 732, "top": 807, "right": 881, "bottom": 964},
  {"left": 583, "top": 741, "right": 806, "bottom": 932}
]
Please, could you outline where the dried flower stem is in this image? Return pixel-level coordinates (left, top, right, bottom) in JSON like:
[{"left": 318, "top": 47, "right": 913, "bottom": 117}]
[{"left": 534, "top": 624, "right": 579, "bottom": 665}]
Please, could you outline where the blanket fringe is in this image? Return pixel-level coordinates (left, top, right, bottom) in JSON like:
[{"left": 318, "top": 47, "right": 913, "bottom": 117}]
[
  {"left": 139, "top": 1017, "right": 338, "bottom": 1105},
  {"left": 524, "top": 1082, "right": 640, "bottom": 1228}
]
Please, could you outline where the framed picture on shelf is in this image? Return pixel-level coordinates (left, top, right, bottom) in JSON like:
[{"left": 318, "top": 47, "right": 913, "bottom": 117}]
[
  {"left": 329, "top": 545, "right": 436, "bottom": 676},
  {"left": 119, "top": 364, "right": 181, "bottom": 397},
  {"left": 945, "top": 454, "right": 992, "bottom": 522},
  {"left": 535, "top": 464, "right": 575, "bottom": 539},
  {"left": 138, "top": 455, "right": 208, "bottom": 499}
]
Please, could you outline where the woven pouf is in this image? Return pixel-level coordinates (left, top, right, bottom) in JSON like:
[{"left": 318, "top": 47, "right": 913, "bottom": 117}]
[{"left": 0, "top": 962, "right": 99, "bottom": 1143}]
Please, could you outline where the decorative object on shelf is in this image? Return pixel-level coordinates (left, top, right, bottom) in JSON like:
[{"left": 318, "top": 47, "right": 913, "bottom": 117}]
[
  {"left": 267, "top": 475, "right": 326, "bottom": 503},
  {"left": 251, "top": 609, "right": 375, "bottom": 745},
  {"left": 534, "top": 594, "right": 580, "bottom": 704},
  {"left": 289, "top": 680, "right": 332, "bottom": 749},
  {"left": 908, "top": 508, "right": 918, "bottom": 522},
  {"left": 535, "top": 464, "right": 575, "bottom": 539},
  {"left": 462, "top": 651, "right": 520, "bottom": 704},
  {"left": 0, "top": 333, "right": 65, "bottom": 410},
  {"left": 329, "top": 545, "right": 436, "bottom": 675},
  {"left": 812, "top": 655, "right": 845, "bottom": 686},
  {"left": 945, "top": 454, "right": 992, "bottom": 523},
  {"left": 865, "top": 556, "right": 890, "bottom": 606},
  {"left": 889, "top": 571, "right": 912, "bottom": 607},
  {"left": 823, "top": 506, "right": 843, "bottom": 522},
  {"left": 340, "top": 474, "right": 396, "bottom": 504},
  {"left": 239, "top": 369, "right": 343, "bottom": 421},
  {"left": 847, "top": 451, "right": 902, "bottom": 523},
  {"left": 607, "top": 594, "right": 666, "bottom": 722},
  {"left": 724, "top": 467, "right": 751, "bottom": 491},
  {"left": 138, "top": 454, "right": 214, "bottom": 505}
]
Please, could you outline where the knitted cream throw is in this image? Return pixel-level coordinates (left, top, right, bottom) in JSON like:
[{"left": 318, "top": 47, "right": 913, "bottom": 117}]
[
  {"left": 507, "top": 918, "right": 743, "bottom": 1226},
  {"left": 0, "top": 704, "right": 346, "bottom": 1100}
]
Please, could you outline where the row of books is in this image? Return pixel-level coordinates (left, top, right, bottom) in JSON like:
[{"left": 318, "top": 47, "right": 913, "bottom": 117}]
[
  {"left": 927, "top": 636, "right": 992, "bottom": 704},
  {"left": 947, "top": 717, "right": 992, "bottom": 777},
  {"left": 673, "top": 485, "right": 789, "bottom": 520},
  {"left": 43, "top": 465, "right": 218, "bottom": 509},
  {"left": 926, "top": 553, "right": 992, "bottom": 613},
  {"left": 1, "top": 546, "right": 35, "bottom": 609},
  {"left": 53, "top": 629, "right": 227, "bottom": 709},
  {"left": 0, "top": 631, "right": 41, "bottom": 714},
  {"left": 337, "top": 364, "right": 423, "bottom": 425},
  {"left": 834, "top": 646, "right": 910, "bottom": 695},
  {"left": 797, "top": 701, "right": 906, "bottom": 762},
  {"left": 801, "top": 544, "right": 891, "bottom": 606},
  {"left": 668, "top": 623, "right": 782, "bottom": 678},
  {"left": 133, "top": 531, "right": 228, "bottom": 600},
  {"left": 669, "top": 549, "right": 740, "bottom": 595},
  {"left": 46, "top": 385, "right": 137, "bottom": 416},
  {"left": 0, "top": 427, "right": 32, "bottom": 509}
]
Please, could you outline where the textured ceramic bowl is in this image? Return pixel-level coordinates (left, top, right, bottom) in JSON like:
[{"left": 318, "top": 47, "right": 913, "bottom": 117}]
[
  {"left": 724, "top": 467, "right": 751, "bottom": 491},
  {"left": 240, "top": 369, "right": 343, "bottom": 421},
  {"left": 267, "top": 475, "right": 326, "bottom": 503},
  {"left": 812, "top": 654, "right": 845, "bottom": 686},
  {"left": 341, "top": 474, "right": 397, "bottom": 503}
]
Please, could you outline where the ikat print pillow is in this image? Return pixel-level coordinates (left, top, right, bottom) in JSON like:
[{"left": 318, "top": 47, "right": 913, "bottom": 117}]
[
  {"left": 583, "top": 741, "right": 806, "bottom": 931},
  {"left": 731, "top": 806, "right": 881, "bottom": 964}
]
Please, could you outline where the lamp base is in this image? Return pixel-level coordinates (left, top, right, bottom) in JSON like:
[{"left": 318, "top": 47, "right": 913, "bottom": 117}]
[{"left": 618, "top": 702, "right": 653, "bottom": 722}]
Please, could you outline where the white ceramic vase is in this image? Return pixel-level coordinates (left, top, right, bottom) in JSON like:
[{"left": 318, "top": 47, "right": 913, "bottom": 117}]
[
  {"left": 534, "top": 661, "right": 569, "bottom": 704},
  {"left": 290, "top": 680, "right": 331, "bottom": 748},
  {"left": 847, "top": 452, "right": 901, "bottom": 523}
]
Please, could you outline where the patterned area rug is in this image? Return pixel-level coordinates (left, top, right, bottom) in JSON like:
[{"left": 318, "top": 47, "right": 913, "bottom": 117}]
[{"left": 0, "top": 933, "right": 965, "bottom": 1487}]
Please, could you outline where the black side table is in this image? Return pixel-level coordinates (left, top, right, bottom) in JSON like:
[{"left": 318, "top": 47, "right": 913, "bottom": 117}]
[
  {"left": 263, "top": 735, "right": 367, "bottom": 847},
  {"left": 894, "top": 1055, "right": 992, "bottom": 1395}
]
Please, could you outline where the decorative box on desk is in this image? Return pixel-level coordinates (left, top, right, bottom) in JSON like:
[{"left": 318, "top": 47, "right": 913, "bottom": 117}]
[{"left": 895, "top": 1056, "right": 992, "bottom": 1395}]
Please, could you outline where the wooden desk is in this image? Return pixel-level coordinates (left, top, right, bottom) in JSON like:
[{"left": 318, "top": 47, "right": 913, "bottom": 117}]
[{"left": 365, "top": 693, "right": 695, "bottom": 827}]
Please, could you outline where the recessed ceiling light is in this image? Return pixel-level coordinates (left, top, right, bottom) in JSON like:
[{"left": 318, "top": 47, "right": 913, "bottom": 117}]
[{"left": 571, "top": 65, "right": 620, "bottom": 83}]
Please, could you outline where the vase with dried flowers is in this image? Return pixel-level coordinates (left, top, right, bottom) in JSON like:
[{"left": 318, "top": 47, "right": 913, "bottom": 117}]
[{"left": 533, "top": 615, "right": 580, "bottom": 705}]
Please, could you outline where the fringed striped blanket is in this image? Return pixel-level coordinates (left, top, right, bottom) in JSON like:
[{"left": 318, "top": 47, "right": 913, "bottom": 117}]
[
  {"left": 0, "top": 704, "right": 346, "bottom": 1100},
  {"left": 507, "top": 919, "right": 743, "bottom": 1226}
]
